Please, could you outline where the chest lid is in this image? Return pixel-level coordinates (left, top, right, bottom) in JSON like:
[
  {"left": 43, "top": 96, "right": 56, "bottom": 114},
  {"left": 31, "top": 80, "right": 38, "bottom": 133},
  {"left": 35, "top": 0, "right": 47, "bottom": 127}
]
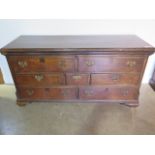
[{"left": 1, "top": 35, "right": 154, "bottom": 55}]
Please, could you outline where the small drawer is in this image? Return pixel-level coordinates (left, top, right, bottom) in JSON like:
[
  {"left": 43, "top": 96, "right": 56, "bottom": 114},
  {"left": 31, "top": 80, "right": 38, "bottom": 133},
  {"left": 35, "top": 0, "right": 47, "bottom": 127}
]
[
  {"left": 15, "top": 73, "right": 65, "bottom": 86},
  {"left": 91, "top": 73, "right": 140, "bottom": 85},
  {"left": 79, "top": 86, "right": 138, "bottom": 100},
  {"left": 8, "top": 56, "right": 76, "bottom": 73},
  {"left": 78, "top": 56, "right": 145, "bottom": 73},
  {"left": 66, "top": 73, "right": 90, "bottom": 85},
  {"left": 17, "top": 87, "right": 78, "bottom": 100}
]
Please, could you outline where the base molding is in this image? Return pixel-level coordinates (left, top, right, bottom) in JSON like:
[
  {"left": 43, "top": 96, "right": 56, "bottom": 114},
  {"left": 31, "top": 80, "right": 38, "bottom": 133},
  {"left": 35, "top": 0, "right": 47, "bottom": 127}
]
[
  {"left": 16, "top": 99, "right": 139, "bottom": 107},
  {"left": 120, "top": 101, "right": 139, "bottom": 107}
]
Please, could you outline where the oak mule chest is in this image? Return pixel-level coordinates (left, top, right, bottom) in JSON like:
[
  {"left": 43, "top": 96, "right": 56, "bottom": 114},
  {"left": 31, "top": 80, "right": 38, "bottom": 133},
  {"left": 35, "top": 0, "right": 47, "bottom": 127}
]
[{"left": 1, "top": 35, "right": 154, "bottom": 107}]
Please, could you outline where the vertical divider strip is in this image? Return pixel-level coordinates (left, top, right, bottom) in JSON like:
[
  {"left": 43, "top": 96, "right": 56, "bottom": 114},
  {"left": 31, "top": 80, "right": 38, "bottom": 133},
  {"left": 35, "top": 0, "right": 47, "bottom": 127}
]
[
  {"left": 77, "top": 87, "right": 79, "bottom": 99},
  {"left": 76, "top": 55, "right": 79, "bottom": 99},
  {"left": 90, "top": 73, "right": 92, "bottom": 85},
  {"left": 64, "top": 72, "right": 67, "bottom": 85}
]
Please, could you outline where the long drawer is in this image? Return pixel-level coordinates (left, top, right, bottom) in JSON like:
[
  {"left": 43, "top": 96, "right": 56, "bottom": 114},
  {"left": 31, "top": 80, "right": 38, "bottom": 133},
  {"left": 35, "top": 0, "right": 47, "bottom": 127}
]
[
  {"left": 78, "top": 56, "right": 145, "bottom": 72},
  {"left": 17, "top": 86, "right": 78, "bottom": 100},
  {"left": 17, "top": 86, "right": 138, "bottom": 101},
  {"left": 8, "top": 56, "right": 76, "bottom": 73},
  {"left": 15, "top": 73, "right": 65, "bottom": 86},
  {"left": 79, "top": 86, "right": 139, "bottom": 100}
]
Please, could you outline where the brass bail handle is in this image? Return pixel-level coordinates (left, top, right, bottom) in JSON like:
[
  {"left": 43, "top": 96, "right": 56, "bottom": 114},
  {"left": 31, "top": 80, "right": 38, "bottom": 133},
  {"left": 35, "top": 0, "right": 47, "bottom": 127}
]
[
  {"left": 18, "top": 61, "right": 28, "bottom": 68},
  {"left": 61, "top": 90, "right": 70, "bottom": 97},
  {"left": 34, "top": 74, "right": 44, "bottom": 82},
  {"left": 27, "top": 89, "right": 34, "bottom": 96},
  {"left": 111, "top": 74, "right": 120, "bottom": 81},
  {"left": 126, "top": 60, "right": 136, "bottom": 67},
  {"left": 59, "top": 60, "right": 66, "bottom": 68},
  {"left": 72, "top": 75, "right": 82, "bottom": 80},
  {"left": 85, "top": 60, "right": 95, "bottom": 67},
  {"left": 84, "top": 89, "right": 94, "bottom": 96},
  {"left": 122, "top": 89, "right": 129, "bottom": 96}
]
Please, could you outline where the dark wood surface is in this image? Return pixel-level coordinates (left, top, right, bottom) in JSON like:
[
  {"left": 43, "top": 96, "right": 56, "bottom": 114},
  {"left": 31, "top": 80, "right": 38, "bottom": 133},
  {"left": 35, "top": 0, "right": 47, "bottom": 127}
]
[
  {"left": 18, "top": 86, "right": 78, "bottom": 100},
  {"left": 79, "top": 86, "right": 138, "bottom": 100},
  {"left": 15, "top": 73, "right": 65, "bottom": 86},
  {"left": 1, "top": 35, "right": 154, "bottom": 107},
  {"left": 8, "top": 56, "right": 76, "bottom": 72},
  {"left": 1, "top": 35, "right": 154, "bottom": 53},
  {"left": 91, "top": 73, "right": 140, "bottom": 85},
  {"left": 78, "top": 55, "right": 145, "bottom": 72}
]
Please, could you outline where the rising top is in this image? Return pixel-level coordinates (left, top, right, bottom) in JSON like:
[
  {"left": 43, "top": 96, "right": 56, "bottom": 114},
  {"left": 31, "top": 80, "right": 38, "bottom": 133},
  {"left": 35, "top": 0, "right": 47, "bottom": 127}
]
[{"left": 0, "top": 35, "right": 154, "bottom": 54}]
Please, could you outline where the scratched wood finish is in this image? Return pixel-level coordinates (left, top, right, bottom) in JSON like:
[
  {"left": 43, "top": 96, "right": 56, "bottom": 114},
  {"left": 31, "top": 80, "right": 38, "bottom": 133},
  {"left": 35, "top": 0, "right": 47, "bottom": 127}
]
[{"left": 0, "top": 35, "right": 154, "bottom": 107}]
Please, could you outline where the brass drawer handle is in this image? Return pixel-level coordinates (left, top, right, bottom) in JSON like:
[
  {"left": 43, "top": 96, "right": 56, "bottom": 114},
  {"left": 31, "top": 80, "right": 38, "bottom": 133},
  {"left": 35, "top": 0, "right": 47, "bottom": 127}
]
[
  {"left": 26, "top": 89, "right": 34, "bottom": 96},
  {"left": 61, "top": 90, "right": 69, "bottom": 97},
  {"left": 72, "top": 75, "right": 82, "bottom": 80},
  {"left": 59, "top": 60, "right": 66, "bottom": 68},
  {"left": 84, "top": 90, "right": 94, "bottom": 96},
  {"left": 122, "top": 90, "right": 129, "bottom": 96},
  {"left": 111, "top": 74, "right": 120, "bottom": 81},
  {"left": 126, "top": 60, "right": 136, "bottom": 67},
  {"left": 85, "top": 60, "right": 95, "bottom": 67},
  {"left": 34, "top": 74, "right": 44, "bottom": 82},
  {"left": 18, "top": 61, "right": 28, "bottom": 68}
]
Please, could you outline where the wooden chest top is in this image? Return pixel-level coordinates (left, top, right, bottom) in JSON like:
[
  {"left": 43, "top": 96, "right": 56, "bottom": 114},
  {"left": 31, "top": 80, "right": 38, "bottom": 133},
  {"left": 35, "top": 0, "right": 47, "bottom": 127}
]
[{"left": 1, "top": 35, "right": 154, "bottom": 54}]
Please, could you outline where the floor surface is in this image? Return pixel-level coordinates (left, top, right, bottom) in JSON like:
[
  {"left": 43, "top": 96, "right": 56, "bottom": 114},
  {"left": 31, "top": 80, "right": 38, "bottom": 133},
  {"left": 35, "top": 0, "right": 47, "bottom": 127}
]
[{"left": 0, "top": 84, "right": 155, "bottom": 135}]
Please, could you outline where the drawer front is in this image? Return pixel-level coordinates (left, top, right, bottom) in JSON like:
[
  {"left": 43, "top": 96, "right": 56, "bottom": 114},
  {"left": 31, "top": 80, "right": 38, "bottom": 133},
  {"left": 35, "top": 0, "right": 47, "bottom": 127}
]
[
  {"left": 17, "top": 87, "right": 78, "bottom": 100},
  {"left": 91, "top": 73, "right": 140, "bottom": 85},
  {"left": 79, "top": 86, "right": 138, "bottom": 100},
  {"left": 78, "top": 56, "right": 145, "bottom": 72},
  {"left": 15, "top": 73, "right": 65, "bottom": 86},
  {"left": 66, "top": 73, "right": 90, "bottom": 85},
  {"left": 8, "top": 56, "right": 76, "bottom": 73}
]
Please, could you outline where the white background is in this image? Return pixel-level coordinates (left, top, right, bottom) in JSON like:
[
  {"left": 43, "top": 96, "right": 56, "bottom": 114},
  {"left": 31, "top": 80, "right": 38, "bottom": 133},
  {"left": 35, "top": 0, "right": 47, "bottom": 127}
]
[{"left": 0, "top": 19, "right": 155, "bottom": 84}]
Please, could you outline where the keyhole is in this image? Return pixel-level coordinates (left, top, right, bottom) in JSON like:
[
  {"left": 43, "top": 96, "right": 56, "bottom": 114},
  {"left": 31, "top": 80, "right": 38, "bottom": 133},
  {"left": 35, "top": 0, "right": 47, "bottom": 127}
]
[{"left": 39, "top": 57, "right": 45, "bottom": 63}]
